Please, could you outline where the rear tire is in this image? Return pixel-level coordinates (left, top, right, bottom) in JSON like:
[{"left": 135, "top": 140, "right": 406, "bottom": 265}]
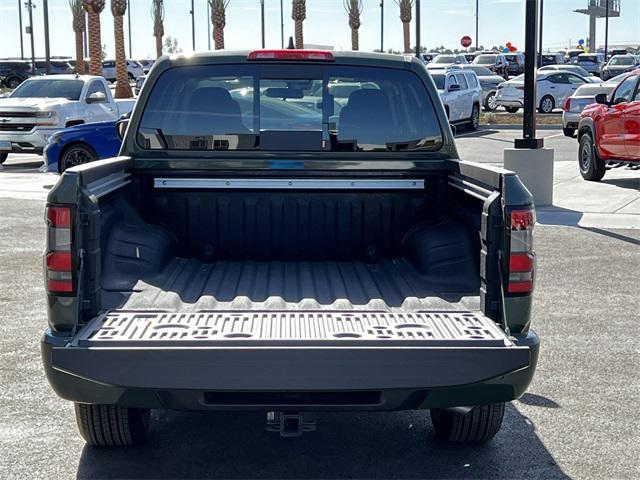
[
  {"left": 430, "top": 403, "right": 505, "bottom": 443},
  {"left": 504, "top": 106, "right": 519, "bottom": 113},
  {"left": 466, "top": 104, "right": 480, "bottom": 131},
  {"left": 563, "top": 127, "right": 576, "bottom": 137},
  {"left": 0, "top": 153, "right": 7, "bottom": 165},
  {"left": 74, "top": 403, "right": 150, "bottom": 447},
  {"left": 579, "top": 132, "right": 606, "bottom": 181},
  {"left": 5, "top": 76, "right": 22, "bottom": 89}
]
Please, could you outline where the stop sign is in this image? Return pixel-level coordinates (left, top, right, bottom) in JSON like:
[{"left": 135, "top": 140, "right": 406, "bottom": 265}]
[{"left": 461, "top": 36, "right": 472, "bottom": 48}]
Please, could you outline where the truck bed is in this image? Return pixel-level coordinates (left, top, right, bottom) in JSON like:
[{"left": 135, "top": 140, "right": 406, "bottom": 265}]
[{"left": 103, "top": 257, "right": 480, "bottom": 313}]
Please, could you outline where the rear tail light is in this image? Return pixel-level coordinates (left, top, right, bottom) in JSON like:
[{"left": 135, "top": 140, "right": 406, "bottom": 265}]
[
  {"left": 507, "top": 208, "right": 535, "bottom": 294},
  {"left": 247, "top": 49, "right": 335, "bottom": 61},
  {"left": 45, "top": 205, "right": 75, "bottom": 295},
  {"left": 563, "top": 97, "right": 571, "bottom": 111}
]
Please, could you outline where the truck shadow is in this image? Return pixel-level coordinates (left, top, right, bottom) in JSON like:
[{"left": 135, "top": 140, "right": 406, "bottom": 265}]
[{"left": 76, "top": 403, "right": 569, "bottom": 479}]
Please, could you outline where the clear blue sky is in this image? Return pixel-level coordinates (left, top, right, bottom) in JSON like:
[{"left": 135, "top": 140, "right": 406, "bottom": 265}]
[{"left": 0, "top": 0, "right": 638, "bottom": 59}]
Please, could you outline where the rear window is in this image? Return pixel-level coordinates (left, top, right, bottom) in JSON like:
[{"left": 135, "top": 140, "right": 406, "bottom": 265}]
[
  {"left": 577, "top": 56, "right": 598, "bottom": 63},
  {"left": 574, "top": 85, "right": 615, "bottom": 97},
  {"left": 137, "top": 64, "right": 443, "bottom": 152},
  {"left": 609, "top": 56, "right": 634, "bottom": 66},
  {"left": 475, "top": 55, "right": 496, "bottom": 65}
]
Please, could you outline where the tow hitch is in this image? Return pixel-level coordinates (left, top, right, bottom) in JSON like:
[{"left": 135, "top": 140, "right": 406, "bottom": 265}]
[{"left": 266, "top": 412, "right": 317, "bottom": 437}]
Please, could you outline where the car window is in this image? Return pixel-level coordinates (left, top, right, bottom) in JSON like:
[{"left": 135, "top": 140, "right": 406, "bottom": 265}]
[
  {"left": 431, "top": 74, "right": 446, "bottom": 90},
  {"left": 466, "top": 73, "right": 478, "bottom": 88},
  {"left": 609, "top": 56, "right": 634, "bottom": 66},
  {"left": 546, "top": 74, "right": 564, "bottom": 84},
  {"left": 454, "top": 74, "right": 468, "bottom": 90},
  {"left": 567, "top": 74, "right": 586, "bottom": 85},
  {"left": 613, "top": 77, "right": 638, "bottom": 104},
  {"left": 86, "top": 80, "right": 108, "bottom": 101},
  {"left": 137, "top": 64, "right": 444, "bottom": 152}
]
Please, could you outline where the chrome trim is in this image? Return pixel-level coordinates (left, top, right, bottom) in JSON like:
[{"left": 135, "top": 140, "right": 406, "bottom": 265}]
[{"left": 153, "top": 178, "right": 425, "bottom": 190}]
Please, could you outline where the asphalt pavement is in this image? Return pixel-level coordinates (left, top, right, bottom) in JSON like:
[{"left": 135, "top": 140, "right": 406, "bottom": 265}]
[{"left": 1, "top": 133, "right": 639, "bottom": 479}]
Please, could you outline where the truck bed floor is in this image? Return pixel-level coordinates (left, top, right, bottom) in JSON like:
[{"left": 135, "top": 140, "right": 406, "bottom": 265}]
[{"left": 103, "top": 257, "right": 480, "bottom": 313}]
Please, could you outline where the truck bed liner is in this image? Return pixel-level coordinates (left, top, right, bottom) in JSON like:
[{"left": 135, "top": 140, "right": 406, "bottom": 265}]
[{"left": 103, "top": 257, "right": 480, "bottom": 313}]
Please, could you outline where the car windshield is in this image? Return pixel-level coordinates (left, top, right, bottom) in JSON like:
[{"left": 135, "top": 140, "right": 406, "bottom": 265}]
[
  {"left": 10, "top": 79, "right": 84, "bottom": 100},
  {"left": 431, "top": 74, "right": 446, "bottom": 89},
  {"left": 574, "top": 85, "right": 614, "bottom": 97},
  {"left": 464, "top": 65, "right": 494, "bottom": 77},
  {"left": 577, "top": 56, "right": 598, "bottom": 63},
  {"left": 475, "top": 55, "right": 496, "bottom": 65},
  {"left": 433, "top": 55, "right": 455, "bottom": 64},
  {"left": 137, "top": 64, "right": 443, "bottom": 152},
  {"left": 609, "top": 56, "right": 634, "bottom": 66}
]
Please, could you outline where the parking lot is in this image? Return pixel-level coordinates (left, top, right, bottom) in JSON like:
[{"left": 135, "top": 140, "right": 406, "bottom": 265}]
[{"left": 0, "top": 127, "right": 638, "bottom": 479}]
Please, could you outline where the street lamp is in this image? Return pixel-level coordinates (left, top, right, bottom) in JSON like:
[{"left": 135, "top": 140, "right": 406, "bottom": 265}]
[
  {"left": 415, "top": 0, "right": 421, "bottom": 57},
  {"left": 43, "top": 0, "right": 51, "bottom": 74},
  {"left": 280, "top": 0, "right": 284, "bottom": 49},
  {"left": 260, "top": 0, "right": 265, "bottom": 48},
  {"left": 190, "top": 0, "right": 196, "bottom": 51},
  {"left": 380, "top": 0, "right": 384, "bottom": 53},
  {"left": 18, "top": 0, "right": 24, "bottom": 59},
  {"left": 127, "top": 0, "right": 132, "bottom": 58},
  {"left": 475, "top": 0, "right": 479, "bottom": 50},
  {"left": 24, "top": 1, "right": 36, "bottom": 74}
]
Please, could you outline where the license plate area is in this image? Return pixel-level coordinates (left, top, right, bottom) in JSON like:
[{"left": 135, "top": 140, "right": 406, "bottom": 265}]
[{"left": 0, "top": 140, "right": 11, "bottom": 151}]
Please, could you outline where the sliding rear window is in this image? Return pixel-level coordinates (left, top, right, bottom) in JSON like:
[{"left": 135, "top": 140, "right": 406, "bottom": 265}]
[{"left": 137, "top": 64, "right": 443, "bottom": 152}]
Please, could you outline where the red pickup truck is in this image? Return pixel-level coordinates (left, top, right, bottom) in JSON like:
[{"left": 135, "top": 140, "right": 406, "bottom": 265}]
[{"left": 578, "top": 70, "right": 640, "bottom": 181}]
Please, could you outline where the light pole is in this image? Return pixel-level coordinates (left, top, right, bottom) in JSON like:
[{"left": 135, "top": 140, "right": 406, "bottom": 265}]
[
  {"left": 604, "top": 0, "right": 610, "bottom": 62},
  {"left": 18, "top": 0, "right": 24, "bottom": 59},
  {"left": 537, "top": 0, "right": 544, "bottom": 67},
  {"left": 415, "top": 0, "right": 421, "bottom": 57},
  {"left": 280, "top": 0, "right": 284, "bottom": 49},
  {"left": 260, "top": 0, "right": 265, "bottom": 48},
  {"left": 43, "top": 0, "right": 51, "bottom": 74},
  {"left": 190, "top": 0, "right": 196, "bottom": 51},
  {"left": 207, "top": 3, "right": 212, "bottom": 51},
  {"left": 380, "top": 0, "right": 384, "bottom": 53},
  {"left": 25, "top": 1, "right": 36, "bottom": 74},
  {"left": 127, "top": 0, "right": 132, "bottom": 58},
  {"left": 475, "top": 0, "right": 479, "bottom": 50}
]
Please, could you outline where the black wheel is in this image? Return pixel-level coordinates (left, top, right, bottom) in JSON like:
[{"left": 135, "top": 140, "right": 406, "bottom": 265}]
[
  {"left": 74, "top": 403, "right": 150, "bottom": 447},
  {"left": 59, "top": 143, "right": 97, "bottom": 172},
  {"left": 579, "top": 132, "right": 606, "bottom": 181},
  {"left": 484, "top": 92, "right": 497, "bottom": 111},
  {"left": 128, "top": 72, "right": 135, "bottom": 81},
  {"left": 467, "top": 104, "right": 480, "bottom": 131},
  {"left": 6, "top": 77, "right": 22, "bottom": 89},
  {"left": 563, "top": 127, "right": 576, "bottom": 138},
  {"left": 504, "top": 106, "right": 519, "bottom": 113},
  {"left": 0, "top": 152, "right": 8, "bottom": 165},
  {"left": 538, "top": 95, "right": 555, "bottom": 114},
  {"left": 430, "top": 403, "right": 505, "bottom": 443}
]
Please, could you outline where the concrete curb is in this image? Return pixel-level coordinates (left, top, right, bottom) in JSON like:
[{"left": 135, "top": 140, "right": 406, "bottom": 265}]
[{"left": 479, "top": 124, "right": 561, "bottom": 130}]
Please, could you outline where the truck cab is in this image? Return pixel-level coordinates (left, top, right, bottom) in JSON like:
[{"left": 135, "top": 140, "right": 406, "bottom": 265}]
[{"left": 41, "top": 50, "right": 539, "bottom": 446}]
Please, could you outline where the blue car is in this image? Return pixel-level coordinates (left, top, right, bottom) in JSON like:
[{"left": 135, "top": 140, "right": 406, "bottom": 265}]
[{"left": 44, "top": 121, "right": 121, "bottom": 173}]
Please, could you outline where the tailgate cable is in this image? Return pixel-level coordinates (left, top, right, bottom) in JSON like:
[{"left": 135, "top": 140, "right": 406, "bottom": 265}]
[{"left": 497, "top": 251, "right": 512, "bottom": 338}]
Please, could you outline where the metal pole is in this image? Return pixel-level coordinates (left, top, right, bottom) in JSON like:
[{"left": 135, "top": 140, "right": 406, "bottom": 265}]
[
  {"left": 43, "top": 0, "right": 51, "bottom": 74},
  {"left": 280, "top": 0, "right": 284, "bottom": 49},
  {"left": 26, "top": 1, "right": 36, "bottom": 74},
  {"left": 18, "top": 0, "right": 24, "bottom": 59},
  {"left": 515, "top": 0, "right": 543, "bottom": 149},
  {"left": 380, "top": 0, "right": 384, "bottom": 52},
  {"left": 207, "top": 4, "right": 212, "bottom": 51},
  {"left": 415, "top": 0, "right": 421, "bottom": 57},
  {"left": 191, "top": 0, "right": 196, "bottom": 51},
  {"left": 538, "top": 0, "right": 543, "bottom": 67},
  {"left": 83, "top": 12, "right": 88, "bottom": 58},
  {"left": 604, "top": 0, "right": 610, "bottom": 62},
  {"left": 127, "top": 0, "right": 132, "bottom": 58},
  {"left": 261, "top": 0, "right": 265, "bottom": 48},
  {"left": 475, "top": 0, "right": 479, "bottom": 50}
]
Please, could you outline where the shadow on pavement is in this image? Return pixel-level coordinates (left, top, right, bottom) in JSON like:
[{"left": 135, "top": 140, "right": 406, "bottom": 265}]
[
  {"left": 600, "top": 176, "right": 640, "bottom": 191},
  {"left": 455, "top": 128, "right": 498, "bottom": 138},
  {"left": 76, "top": 404, "right": 569, "bottom": 479}
]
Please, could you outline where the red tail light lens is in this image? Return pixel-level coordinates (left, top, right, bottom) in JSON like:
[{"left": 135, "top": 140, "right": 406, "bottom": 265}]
[
  {"left": 247, "top": 50, "right": 335, "bottom": 61},
  {"left": 563, "top": 97, "right": 571, "bottom": 112},
  {"left": 507, "top": 208, "right": 535, "bottom": 294},
  {"left": 45, "top": 205, "right": 75, "bottom": 295}
]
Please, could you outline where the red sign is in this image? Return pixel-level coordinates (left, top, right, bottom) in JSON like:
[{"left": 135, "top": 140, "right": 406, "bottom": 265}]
[{"left": 461, "top": 36, "right": 473, "bottom": 48}]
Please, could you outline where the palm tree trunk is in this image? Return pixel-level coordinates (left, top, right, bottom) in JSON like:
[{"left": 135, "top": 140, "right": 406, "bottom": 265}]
[
  {"left": 87, "top": 12, "right": 103, "bottom": 75},
  {"left": 214, "top": 27, "right": 224, "bottom": 49},
  {"left": 351, "top": 29, "right": 359, "bottom": 51},
  {"left": 75, "top": 31, "right": 85, "bottom": 74},
  {"left": 403, "top": 22, "right": 411, "bottom": 53},
  {"left": 295, "top": 20, "right": 303, "bottom": 48},
  {"left": 113, "top": 15, "right": 132, "bottom": 98},
  {"left": 155, "top": 35, "right": 162, "bottom": 58}
]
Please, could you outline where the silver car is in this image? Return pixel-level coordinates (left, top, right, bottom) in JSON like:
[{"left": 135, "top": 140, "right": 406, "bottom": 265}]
[
  {"left": 562, "top": 83, "right": 615, "bottom": 137},
  {"left": 575, "top": 53, "right": 605, "bottom": 77},
  {"left": 458, "top": 64, "right": 505, "bottom": 111}
]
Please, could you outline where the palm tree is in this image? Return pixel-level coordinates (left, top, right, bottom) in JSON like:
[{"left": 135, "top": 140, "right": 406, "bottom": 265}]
[
  {"left": 111, "top": 0, "right": 132, "bottom": 98},
  {"left": 83, "top": 0, "right": 105, "bottom": 75},
  {"left": 151, "top": 0, "right": 164, "bottom": 58},
  {"left": 395, "top": 0, "right": 414, "bottom": 53},
  {"left": 208, "top": 0, "right": 230, "bottom": 50},
  {"left": 343, "top": 0, "right": 363, "bottom": 51},
  {"left": 291, "top": 0, "right": 306, "bottom": 49},
  {"left": 69, "top": 0, "right": 86, "bottom": 74}
]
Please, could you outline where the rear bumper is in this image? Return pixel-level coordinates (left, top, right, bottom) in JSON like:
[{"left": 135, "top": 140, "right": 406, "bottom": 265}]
[
  {"left": 562, "top": 112, "right": 581, "bottom": 129},
  {"left": 42, "top": 328, "right": 539, "bottom": 411}
]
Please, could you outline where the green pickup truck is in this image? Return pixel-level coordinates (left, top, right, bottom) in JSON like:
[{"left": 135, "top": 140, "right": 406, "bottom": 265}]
[{"left": 41, "top": 50, "right": 539, "bottom": 446}]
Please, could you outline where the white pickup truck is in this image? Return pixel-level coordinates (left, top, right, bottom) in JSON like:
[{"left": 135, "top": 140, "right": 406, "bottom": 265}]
[{"left": 0, "top": 75, "right": 135, "bottom": 164}]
